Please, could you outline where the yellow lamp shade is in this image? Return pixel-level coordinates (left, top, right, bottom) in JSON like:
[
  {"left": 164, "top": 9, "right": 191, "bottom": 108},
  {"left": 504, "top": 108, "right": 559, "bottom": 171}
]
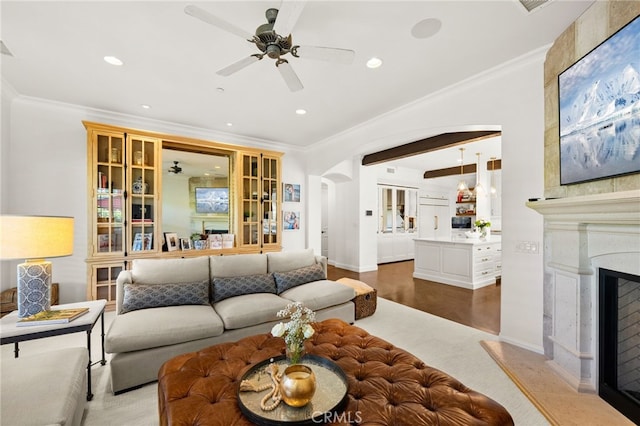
[
  {"left": 0, "top": 215, "right": 74, "bottom": 260},
  {"left": 0, "top": 215, "right": 74, "bottom": 317}
]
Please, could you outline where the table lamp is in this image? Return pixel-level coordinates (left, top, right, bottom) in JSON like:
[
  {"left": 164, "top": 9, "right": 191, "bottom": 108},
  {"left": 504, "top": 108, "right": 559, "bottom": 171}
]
[{"left": 0, "top": 215, "right": 74, "bottom": 317}]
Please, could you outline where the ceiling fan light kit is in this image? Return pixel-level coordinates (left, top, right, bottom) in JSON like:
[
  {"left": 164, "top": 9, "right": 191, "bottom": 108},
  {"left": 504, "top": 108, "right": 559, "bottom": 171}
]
[{"left": 184, "top": 3, "right": 355, "bottom": 92}]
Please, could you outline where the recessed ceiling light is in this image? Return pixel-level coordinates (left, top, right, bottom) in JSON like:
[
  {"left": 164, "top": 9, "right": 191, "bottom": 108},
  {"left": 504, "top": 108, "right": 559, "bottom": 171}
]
[
  {"left": 226, "top": 122, "right": 233, "bottom": 127},
  {"left": 104, "top": 56, "right": 123, "bottom": 66},
  {"left": 204, "top": 172, "right": 210, "bottom": 176},
  {"left": 366, "top": 57, "right": 383, "bottom": 69},
  {"left": 295, "top": 109, "right": 307, "bottom": 115},
  {"left": 216, "top": 87, "right": 225, "bottom": 93},
  {"left": 411, "top": 18, "right": 442, "bottom": 39},
  {"left": 141, "top": 104, "right": 151, "bottom": 109}
]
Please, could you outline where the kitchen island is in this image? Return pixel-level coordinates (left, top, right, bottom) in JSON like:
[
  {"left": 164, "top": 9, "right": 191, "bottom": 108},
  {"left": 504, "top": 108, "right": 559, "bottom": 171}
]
[{"left": 413, "top": 236, "right": 501, "bottom": 289}]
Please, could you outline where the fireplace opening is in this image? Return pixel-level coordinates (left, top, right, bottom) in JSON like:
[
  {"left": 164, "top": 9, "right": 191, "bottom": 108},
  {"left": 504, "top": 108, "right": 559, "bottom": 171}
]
[{"left": 599, "top": 268, "right": 640, "bottom": 424}]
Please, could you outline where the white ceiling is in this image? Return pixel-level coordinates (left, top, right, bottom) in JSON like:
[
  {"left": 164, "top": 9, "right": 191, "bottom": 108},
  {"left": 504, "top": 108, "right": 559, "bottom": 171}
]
[{"left": 1, "top": 0, "right": 593, "bottom": 170}]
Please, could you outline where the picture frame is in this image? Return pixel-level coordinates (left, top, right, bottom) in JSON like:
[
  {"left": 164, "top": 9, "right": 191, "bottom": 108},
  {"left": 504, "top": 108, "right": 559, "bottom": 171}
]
[
  {"left": 558, "top": 15, "right": 640, "bottom": 185},
  {"left": 165, "top": 232, "right": 179, "bottom": 251},
  {"left": 283, "top": 211, "right": 300, "bottom": 230},
  {"left": 283, "top": 183, "right": 301, "bottom": 202},
  {"left": 143, "top": 232, "right": 153, "bottom": 250},
  {"left": 180, "top": 238, "right": 192, "bottom": 250},
  {"left": 131, "top": 233, "right": 143, "bottom": 251}
]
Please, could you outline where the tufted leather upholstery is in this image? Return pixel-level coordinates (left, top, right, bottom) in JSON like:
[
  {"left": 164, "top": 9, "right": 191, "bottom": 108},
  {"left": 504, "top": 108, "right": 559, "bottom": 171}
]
[{"left": 158, "top": 319, "right": 514, "bottom": 425}]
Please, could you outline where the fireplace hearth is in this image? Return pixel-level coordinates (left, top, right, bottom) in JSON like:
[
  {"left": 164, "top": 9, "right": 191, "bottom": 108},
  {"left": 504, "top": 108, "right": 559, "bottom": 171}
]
[{"left": 599, "top": 268, "right": 640, "bottom": 424}]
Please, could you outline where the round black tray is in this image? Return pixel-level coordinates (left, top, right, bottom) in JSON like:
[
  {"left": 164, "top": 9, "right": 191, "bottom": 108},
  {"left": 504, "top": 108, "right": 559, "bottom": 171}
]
[{"left": 237, "top": 354, "right": 348, "bottom": 426}]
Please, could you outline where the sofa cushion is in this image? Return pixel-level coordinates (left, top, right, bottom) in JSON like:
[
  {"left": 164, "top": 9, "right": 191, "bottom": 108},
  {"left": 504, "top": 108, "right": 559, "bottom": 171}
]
[
  {"left": 279, "top": 280, "right": 356, "bottom": 311},
  {"left": 212, "top": 273, "right": 276, "bottom": 303},
  {"left": 122, "top": 280, "right": 209, "bottom": 313},
  {"left": 267, "top": 249, "right": 316, "bottom": 273},
  {"left": 1, "top": 347, "right": 88, "bottom": 426},
  {"left": 210, "top": 253, "right": 267, "bottom": 278},
  {"left": 106, "top": 305, "right": 224, "bottom": 353},
  {"left": 213, "top": 293, "right": 290, "bottom": 330},
  {"left": 273, "top": 263, "right": 326, "bottom": 294},
  {"left": 132, "top": 256, "right": 210, "bottom": 284}
]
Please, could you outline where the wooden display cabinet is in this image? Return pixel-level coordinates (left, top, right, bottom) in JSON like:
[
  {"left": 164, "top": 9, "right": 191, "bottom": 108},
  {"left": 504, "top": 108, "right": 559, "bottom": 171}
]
[
  {"left": 90, "top": 263, "right": 124, "bottom": 304},
  {"left": 85, "top": 121, "right": 282, "bottom": 309}
]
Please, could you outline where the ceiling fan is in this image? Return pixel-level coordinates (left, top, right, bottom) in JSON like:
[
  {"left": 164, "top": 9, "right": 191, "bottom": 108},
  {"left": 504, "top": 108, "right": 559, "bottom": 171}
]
[
  {"left": 184, "top": 2, "right": 355, "bottom": 92},
  {"left": 168, "top": 161, "right": 183, "bottom": 174}
]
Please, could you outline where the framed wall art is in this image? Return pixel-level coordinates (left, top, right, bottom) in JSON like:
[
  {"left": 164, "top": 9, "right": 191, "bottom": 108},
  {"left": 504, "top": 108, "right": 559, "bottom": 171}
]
[
  {"left": 283, "top": 211, "right": 300, "bottom": 230},
  {"left": 283, "top": 183, "right": 301, "bottom": 202},
  {"left": 558, "top": 15, "right": 640, "bottom": 185}
]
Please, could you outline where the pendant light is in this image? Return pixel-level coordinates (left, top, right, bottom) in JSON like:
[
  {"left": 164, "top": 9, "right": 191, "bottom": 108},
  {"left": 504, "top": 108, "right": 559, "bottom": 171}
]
[
  {"left": 473, "top": 152, "right": 484, "bottom": 196},
  {"left": 456, "top": 148, "right": 468, "bottom": 193},
  {"left": 490, "top": 157, "right": 497, "bottom": 197}
]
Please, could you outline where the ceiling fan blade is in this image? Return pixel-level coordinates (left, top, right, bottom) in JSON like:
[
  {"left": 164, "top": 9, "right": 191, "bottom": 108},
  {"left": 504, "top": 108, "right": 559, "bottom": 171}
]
[
  {"left": 272, "top": 0, "right": 307, "bottom": 37},
  {"left": 185, "top": 5, "right": 254, "bottom": 40},
  {"left": 295, "top": 45, "right": 355, "bottom": 65},
  {"left": 276, "top": 61, "right": 303, "bottom": 92},
  {"left": 217, "top": 56, "right": 260, "bottom": 76}
]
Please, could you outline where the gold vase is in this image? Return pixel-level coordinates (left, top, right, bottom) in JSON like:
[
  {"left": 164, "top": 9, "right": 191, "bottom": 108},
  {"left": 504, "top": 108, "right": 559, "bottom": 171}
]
[{"left": 280, "top": 364, "right": 316, "bottom": 407}]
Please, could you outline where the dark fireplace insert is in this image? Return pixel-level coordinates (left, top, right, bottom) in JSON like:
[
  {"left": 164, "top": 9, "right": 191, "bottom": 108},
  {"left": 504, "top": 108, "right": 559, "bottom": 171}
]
[{"left": 599, "top": 268, "right": 640, "bottom": 424}]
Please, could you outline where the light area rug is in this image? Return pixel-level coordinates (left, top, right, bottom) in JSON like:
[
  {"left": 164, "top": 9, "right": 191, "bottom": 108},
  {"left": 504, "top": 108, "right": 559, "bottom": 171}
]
[{"left": 0, "top": 298, "right": 548, "bottom": 425}]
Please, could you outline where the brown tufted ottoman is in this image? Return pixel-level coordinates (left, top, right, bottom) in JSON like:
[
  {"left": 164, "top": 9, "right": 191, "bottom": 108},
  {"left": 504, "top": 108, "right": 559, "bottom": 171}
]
[{"left": 158, "top": 319, "right": 514, "bottom": 425}]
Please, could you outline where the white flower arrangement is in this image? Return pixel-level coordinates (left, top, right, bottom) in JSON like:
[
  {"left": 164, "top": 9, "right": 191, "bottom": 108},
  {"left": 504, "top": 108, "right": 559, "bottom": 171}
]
[{"left": 271, "top": 302, "right": 316, "bottom": 364}]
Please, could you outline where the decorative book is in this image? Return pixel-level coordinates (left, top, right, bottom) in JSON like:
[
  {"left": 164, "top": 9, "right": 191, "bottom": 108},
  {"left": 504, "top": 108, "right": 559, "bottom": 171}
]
[{"left": 16, "top": 308, "right": 90, "bottom": 327}]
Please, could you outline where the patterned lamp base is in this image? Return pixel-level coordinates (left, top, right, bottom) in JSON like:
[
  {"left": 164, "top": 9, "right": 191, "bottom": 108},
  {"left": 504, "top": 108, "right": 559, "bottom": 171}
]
[{"left": 17, "top": 260, "right": 52, "bottom": 318}]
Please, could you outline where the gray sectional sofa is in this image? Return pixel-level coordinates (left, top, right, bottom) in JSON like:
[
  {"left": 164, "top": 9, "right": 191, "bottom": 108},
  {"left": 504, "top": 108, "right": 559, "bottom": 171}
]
[{"left": 105, "top": 249, "right": 355, "bottom": 394}]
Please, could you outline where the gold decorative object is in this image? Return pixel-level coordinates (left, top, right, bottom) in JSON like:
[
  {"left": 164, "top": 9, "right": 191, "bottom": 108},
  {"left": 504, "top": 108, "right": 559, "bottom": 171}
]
[{"left": 280, "top": 364, "right": 316, "bottom": 407}]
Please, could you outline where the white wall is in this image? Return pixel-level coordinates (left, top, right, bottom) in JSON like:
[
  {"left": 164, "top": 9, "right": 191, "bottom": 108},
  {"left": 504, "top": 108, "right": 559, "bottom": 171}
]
[
  {"left": 307, "top": 48, "right": 547, "bottom": 352},
  {"left": 3, "top": 47, "right": 546, "bottom": 351}
]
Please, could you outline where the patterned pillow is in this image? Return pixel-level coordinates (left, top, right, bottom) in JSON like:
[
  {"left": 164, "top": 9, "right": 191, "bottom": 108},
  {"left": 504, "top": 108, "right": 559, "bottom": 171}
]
[
  {"left": 212, "top": 273, "right": 276, "bottom": 303},
  {"left": 122, "top": 280, "right": 209, "bottom": 314},
  {"left": 273, "top": 263, "right": 326, "bottom": 294}
]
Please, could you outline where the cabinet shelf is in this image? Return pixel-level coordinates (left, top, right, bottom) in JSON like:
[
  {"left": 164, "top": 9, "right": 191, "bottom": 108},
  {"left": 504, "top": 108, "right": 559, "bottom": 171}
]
[{"left": 456, "top": 213, "right": 476, "bottom": 217}]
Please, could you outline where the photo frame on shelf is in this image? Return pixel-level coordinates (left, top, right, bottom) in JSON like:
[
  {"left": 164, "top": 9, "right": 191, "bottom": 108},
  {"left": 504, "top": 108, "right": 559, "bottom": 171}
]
[
  {"left": 132, "top": 233, "right": 143, "bottom": 251},
  {"left": 165, "top": 232, "right": 179, "bottom": 251},
  {"left": 143, "top": 232, "right": 153, "bottom": 250},
  {"left": 283, "top": 183, "right": 301, "bottom": 202},
  {"left": 283, "top": 211, "right": 300, "bottom": 230},
  {"left": 180, "top": 238, "right": 192, "bottom": 250}
]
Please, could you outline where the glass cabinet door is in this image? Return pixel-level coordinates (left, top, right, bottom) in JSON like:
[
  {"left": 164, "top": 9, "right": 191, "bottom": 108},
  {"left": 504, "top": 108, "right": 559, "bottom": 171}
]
[
  {"left": 262, "top": 156, "right": 279, "bottom": 245},
  {"left": 378, "top": 185, "right": 417, "bottom": 234},
  {"left": 239, "top": 152, "right": 280, "bottom": 249},
  {"left": 128, "top": 135, "right": 158, "bottom": 253},
  {"left": 241, "top": 154, "right": 260, "bottom": 246},
  {"left": 94, "top": 132, "right": 125, "bottom": 255}
]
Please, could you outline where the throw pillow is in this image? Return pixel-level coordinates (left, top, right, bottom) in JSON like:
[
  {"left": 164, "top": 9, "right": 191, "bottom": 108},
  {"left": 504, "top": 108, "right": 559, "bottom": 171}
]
[
  {"left": 212, "top": 273, "right": 276, "bottom": 303},
  {"left": 121, "top": 280, "right": 209, "bottom": 314},
  {"left": 273, "top": 263, "right": 326, "bottom": 294}
]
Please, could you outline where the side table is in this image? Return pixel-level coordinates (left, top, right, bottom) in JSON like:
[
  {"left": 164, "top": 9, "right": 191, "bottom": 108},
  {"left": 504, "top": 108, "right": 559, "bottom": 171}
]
[{"left": 0, "top": 299, "right": 107, "bottom": 401}]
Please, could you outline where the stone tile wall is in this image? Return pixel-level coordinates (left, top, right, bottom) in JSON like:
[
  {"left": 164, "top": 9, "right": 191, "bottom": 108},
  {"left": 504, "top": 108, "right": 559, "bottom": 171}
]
[{"left": 543, "top": 1, "right": 640, "bottom": 198}]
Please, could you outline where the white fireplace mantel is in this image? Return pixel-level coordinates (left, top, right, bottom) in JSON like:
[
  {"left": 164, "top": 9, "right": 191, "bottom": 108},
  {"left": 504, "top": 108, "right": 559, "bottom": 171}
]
[
  {"left": 526, "top": 189, "right": 640, "bottom": 225},
  {"left": 526, "top": 188, "right": 640, "bottom": 394}
]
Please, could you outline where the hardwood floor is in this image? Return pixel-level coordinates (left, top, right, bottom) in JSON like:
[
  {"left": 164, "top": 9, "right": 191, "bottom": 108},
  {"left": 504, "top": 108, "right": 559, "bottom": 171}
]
[{"left": 327, "top": 260, "right": 501, "bottom": 335}]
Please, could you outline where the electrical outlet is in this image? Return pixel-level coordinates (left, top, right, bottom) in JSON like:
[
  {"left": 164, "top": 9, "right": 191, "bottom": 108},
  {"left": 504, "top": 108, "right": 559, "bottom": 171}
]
[{"left": 516, "top": 241, "right": 539, "bottom": 254}]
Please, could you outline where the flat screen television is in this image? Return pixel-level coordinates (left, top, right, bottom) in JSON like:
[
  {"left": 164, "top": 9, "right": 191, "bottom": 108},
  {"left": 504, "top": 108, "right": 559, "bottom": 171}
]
[
  {"left": 558, "top": 15, "right": 640, "bottom": 185},
  {"left": 195, "top": 187, "right": 229, "bottom": 214}
]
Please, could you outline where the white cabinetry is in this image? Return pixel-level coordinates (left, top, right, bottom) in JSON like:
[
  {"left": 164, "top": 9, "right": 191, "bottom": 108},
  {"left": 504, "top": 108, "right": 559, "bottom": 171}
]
[
  {"left": 418, "top": 195, "right": 450, "bottom": 240},
  {"left": 413, "top": 238, "right": 501, "bottom": 289},
  {"left": 377, "top": 185, "right": 418, "bottom": 263}
]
